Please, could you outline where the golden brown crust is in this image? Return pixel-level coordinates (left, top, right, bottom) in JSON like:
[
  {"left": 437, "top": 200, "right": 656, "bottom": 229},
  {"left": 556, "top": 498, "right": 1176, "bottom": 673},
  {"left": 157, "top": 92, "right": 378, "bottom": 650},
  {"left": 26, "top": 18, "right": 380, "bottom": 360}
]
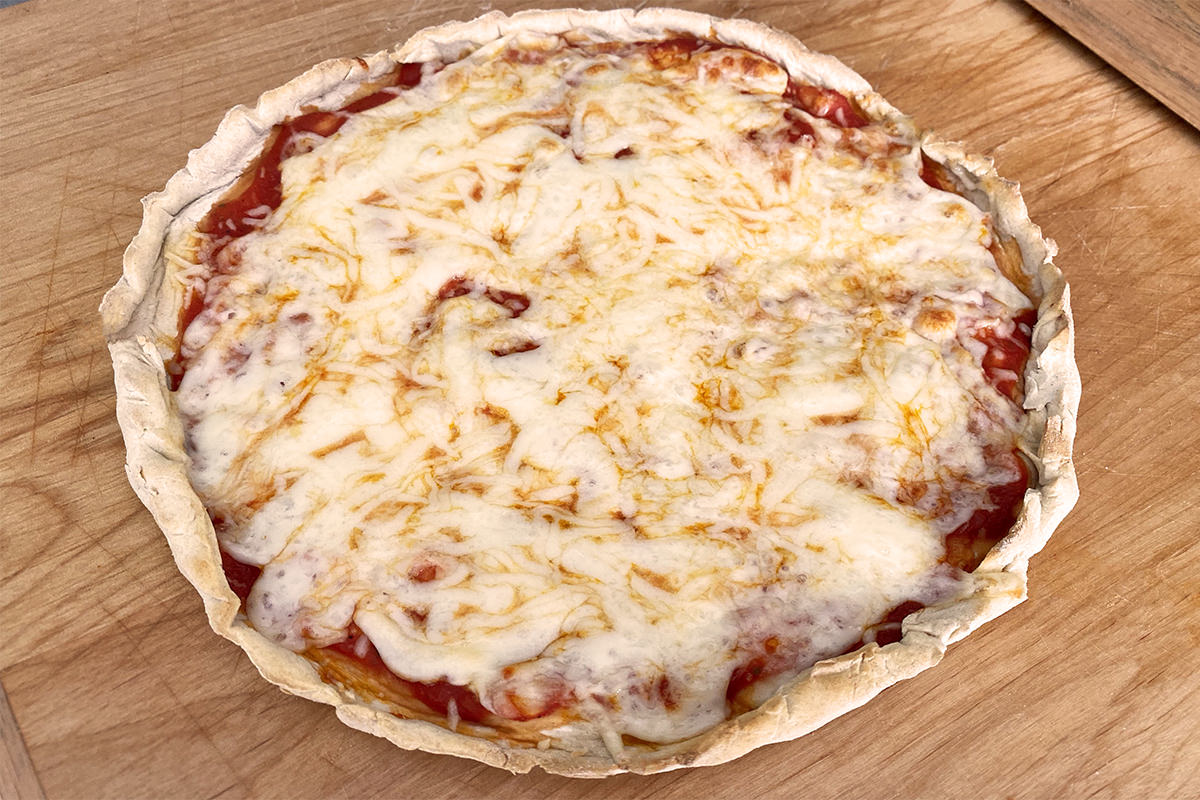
[{"left": 101, "top": 7, "right": 1079, "bottom": 776}]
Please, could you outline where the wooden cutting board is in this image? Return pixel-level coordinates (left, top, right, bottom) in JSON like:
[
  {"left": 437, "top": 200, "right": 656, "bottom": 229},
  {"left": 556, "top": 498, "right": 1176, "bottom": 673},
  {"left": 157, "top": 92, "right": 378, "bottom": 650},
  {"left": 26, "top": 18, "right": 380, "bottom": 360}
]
[
  {"left": 2, "top": 1, "right": 1198, "bottom": 798},
  {"left": 1026, "top": 0, "right": 1200, "bottom": 129}
]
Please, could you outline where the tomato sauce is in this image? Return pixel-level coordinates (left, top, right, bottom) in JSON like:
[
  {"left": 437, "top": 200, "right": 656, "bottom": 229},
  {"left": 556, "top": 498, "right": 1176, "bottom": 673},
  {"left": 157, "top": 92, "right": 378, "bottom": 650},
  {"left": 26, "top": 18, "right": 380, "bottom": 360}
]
[
  {"left": 784, "top": 81, "right": 869, "bottom": 128},
  {"left": 944, "top": 449, "right": 1030, "bottom": 572},
  {"left": 219, "top": 549, "right": 262, "bottom": 604},
  {"left": 167, "top": 63, "right": 428, "bottom": 390},
  {"left": 325, "top": 631, "right": 493, "bottom": 724},
  {"left": 975, "top": 308, "right": 1036, "bottom": 402},
  {"left": 866, "top": 600, "right": 926, "bottom": 647},
  {"left": 726, "top": 653, "right": 779, "bottom": 705},
  {"left": 166, "top": 287, "right": 208, "bottom": 390},
  {"left": 919, "top": 151, "right": 956, "bottom": 192},
  {"left": 645, "top": 36, "right": 712, "bottom": 68},
  {"left": 780, "top": 108, "right": 817, "bottom": 144},
  {"left": 198, "top": 62, "right": 425, "bottom": 249}
]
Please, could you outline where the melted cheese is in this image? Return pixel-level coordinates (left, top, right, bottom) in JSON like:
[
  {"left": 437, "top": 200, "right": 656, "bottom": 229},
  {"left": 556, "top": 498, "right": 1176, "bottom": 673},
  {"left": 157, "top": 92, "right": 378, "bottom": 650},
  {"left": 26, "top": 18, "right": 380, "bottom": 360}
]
[{"left": 175, "top": 36, "right": 1030, "bottom": 744}]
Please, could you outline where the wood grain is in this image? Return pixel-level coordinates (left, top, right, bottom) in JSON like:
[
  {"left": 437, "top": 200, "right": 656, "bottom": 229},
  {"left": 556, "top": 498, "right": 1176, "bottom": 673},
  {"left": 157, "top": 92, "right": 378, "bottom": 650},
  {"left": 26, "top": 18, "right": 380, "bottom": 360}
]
[
  {"left": 1026, "top": 0, "right": 1200, "bottom": 129},
  {"left": 0, "top": 683, "right": 45, "bottom": 800},
  {"left": 2, "top": 0, "right": 1199, "bottom": 798}
]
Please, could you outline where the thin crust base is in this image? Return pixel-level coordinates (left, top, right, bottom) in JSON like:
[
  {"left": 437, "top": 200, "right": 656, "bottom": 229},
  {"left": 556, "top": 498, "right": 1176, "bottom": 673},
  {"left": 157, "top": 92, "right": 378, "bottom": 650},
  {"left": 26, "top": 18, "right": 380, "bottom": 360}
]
[{"left": 101, "top": 7, "right": 1080, "bottom": 776}]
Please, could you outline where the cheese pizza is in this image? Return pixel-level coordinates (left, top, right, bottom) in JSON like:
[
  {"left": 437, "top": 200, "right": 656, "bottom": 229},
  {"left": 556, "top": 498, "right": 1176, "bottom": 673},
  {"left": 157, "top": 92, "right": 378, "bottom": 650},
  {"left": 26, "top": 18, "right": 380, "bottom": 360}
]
[{"left": 101, "top": 8, "right": 1079, "bottom": 775}]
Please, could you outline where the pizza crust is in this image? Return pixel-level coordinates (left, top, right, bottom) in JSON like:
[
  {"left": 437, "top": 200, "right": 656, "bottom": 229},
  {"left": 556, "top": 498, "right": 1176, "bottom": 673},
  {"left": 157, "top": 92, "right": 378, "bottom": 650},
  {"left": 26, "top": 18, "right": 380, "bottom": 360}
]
[{"left": 101, "top": 7, "right": 1079, "bottom": 776}]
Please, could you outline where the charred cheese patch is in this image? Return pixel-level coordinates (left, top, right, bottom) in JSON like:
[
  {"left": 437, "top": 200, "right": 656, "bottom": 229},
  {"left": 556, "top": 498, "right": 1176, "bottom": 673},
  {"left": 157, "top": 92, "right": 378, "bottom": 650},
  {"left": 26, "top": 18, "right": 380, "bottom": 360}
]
[{"left": 174, "top": 36, "right": 1032, "bottom": 744}]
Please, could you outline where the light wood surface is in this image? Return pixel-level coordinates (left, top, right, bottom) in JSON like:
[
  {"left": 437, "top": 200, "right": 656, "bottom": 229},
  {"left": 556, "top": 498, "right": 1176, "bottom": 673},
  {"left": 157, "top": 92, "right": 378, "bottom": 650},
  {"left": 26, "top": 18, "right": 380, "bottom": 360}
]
[
  {"left": 0, "top": 684, "right": 45, "bottom": 800},
  {"left": 2, "top": 1, "right": 1199, "bottom": 798},
  {"left": 1026, "top": 0, "right": 1200, "bottom": 130}
]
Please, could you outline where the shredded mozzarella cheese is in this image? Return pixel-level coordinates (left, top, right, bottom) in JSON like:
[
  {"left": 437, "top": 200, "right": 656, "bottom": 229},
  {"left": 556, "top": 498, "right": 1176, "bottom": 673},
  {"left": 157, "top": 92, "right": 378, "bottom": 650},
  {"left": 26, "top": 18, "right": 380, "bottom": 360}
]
[{"left": 174, "top": 35, "right": 1030, "bottom": 743}]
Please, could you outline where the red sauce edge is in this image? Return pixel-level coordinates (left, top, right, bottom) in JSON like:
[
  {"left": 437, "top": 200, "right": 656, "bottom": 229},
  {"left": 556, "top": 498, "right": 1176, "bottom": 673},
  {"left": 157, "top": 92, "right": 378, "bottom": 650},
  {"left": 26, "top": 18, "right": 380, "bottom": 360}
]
[
  {"left": 215, "top": 537, "right": 494, "bottom": 723},
  {"left": 219, "top": 549, "right": 262, "bottom": 603},
  {"left": 726, "top": 655, "right": 773, "bottom": 703},
  {"left": 919, "top": 152, "right": 956, "bottom": 192},
  {"left": 197, "top": 64, "right": 424, "bottom": 244},
  {"left": 784, "top": 81, "right": 869, "bottom": 128},
  {"left": 648, "top": 34, "right": 868, "bottom": 130},
  {"left": 944, "top": 451, "right": 1030, "bottom": 572},
  {"left": 975, "top": 308, "right": 1037, "bottom": 402},
  {"left": 728, "top": 310, "right": 1038, "bottom": 702},
  {"left": 166, "top": 63, "right": 427, "bottom": 390},
  {"left": 216, "top": 550, "right": 563, "bottom": 724},
  {"left": 728, "top": 440, "right": 1032, "bottom": 704},
  {"left": 324, "top": 636, "right": 493, "bottom": 724},
  {"left": 169, "top": 44, "right": 871, "bottom": 390}
]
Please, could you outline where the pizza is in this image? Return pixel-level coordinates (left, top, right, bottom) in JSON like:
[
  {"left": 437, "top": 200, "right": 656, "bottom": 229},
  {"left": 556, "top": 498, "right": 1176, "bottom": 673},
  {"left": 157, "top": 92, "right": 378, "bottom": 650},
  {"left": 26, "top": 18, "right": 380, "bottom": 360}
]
[{"left": 101, "top": 8, "right": 1079, "bottom": 776}]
